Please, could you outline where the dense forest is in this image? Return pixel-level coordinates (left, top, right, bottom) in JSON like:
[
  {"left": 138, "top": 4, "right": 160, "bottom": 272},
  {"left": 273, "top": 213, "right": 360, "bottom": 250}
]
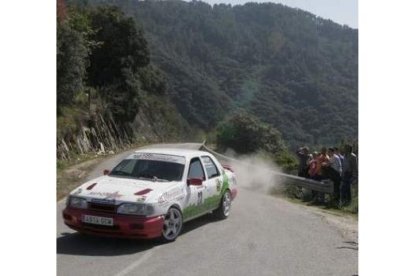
[
  {"left": 58, "top": 0, "right": 358, "bottom": 166},
  {"left": 81, "top": 0, "right": 358, "bottom": 147}
]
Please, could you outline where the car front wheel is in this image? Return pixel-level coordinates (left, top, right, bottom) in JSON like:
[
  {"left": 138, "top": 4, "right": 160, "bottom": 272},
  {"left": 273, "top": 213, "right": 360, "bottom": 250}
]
[{"left": 161, "top": 207, "right": 183, "bottom": 242}]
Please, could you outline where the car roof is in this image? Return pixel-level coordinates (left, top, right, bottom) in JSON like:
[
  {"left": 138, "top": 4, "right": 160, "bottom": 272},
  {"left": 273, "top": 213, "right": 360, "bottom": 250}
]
[{"left": 134, "top": 148, "right": 213, "bottom": 159}]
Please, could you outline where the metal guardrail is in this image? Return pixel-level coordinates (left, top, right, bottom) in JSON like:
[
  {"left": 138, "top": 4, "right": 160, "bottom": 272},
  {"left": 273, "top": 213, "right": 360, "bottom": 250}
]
[{"left": 199, "top": 143, "right": 334, "bottom": 195}]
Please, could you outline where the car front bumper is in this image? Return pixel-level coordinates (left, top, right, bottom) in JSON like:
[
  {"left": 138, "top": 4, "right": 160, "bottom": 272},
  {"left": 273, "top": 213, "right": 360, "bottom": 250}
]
[{"left": 63, "top": 207, "right": 164, "bottom": 239}]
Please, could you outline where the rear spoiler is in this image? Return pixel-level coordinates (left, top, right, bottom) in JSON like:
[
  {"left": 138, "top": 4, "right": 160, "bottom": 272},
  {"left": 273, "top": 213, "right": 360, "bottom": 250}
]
[{"left": 222, "top": 164, "right": 234, "bottom": 173}]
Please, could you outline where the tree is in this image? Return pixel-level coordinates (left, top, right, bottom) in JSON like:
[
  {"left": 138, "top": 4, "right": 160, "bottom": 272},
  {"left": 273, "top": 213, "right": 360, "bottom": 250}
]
[
  {"left": 216, "top": 110, "right": 297, "bottom": 171},
  {"left": 87, "top": 6, "right": 150, "bottom": 87},
  {"left": 57, "top": 20, "right": 89, "bottom": 111}
]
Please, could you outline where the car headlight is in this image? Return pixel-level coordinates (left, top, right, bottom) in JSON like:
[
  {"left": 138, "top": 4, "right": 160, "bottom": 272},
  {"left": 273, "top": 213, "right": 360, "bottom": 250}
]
[
  {"left": 117, "top": 203, "right": 154, "bottom": 216},
  {"left": 68, "top": 196, "right": 88, "bottom": 209}
]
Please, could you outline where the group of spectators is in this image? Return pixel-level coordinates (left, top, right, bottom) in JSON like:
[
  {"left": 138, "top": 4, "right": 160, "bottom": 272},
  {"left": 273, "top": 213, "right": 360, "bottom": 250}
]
[{"left": 296, "top": 144, "right": 358, "bottom": 207}]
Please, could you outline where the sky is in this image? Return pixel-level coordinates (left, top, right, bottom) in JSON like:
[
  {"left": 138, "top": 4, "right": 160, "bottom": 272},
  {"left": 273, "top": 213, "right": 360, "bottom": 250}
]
[{"left": 200, "top": 0, "right": 358, "bottom": 28}]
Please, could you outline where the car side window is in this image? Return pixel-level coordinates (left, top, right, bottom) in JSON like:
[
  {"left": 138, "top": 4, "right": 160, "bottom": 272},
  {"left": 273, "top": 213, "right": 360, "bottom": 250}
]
[
  {"left": 188, "top": 158, "right": 205, "bottom": 180},
  {"left": 201, "top": 156, "right": 220, "bottom": 179}
]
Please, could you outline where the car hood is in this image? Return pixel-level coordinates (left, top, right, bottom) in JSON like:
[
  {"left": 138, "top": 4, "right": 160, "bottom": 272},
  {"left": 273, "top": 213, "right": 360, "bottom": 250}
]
[{"left": 71, "top": 175, "right": 183, "bottom": 204}]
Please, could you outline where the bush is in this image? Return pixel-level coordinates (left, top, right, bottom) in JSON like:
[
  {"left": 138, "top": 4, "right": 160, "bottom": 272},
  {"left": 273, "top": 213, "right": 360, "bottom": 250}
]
[{"left": 216, "top": 110, "right": 297, "bottom": 171}]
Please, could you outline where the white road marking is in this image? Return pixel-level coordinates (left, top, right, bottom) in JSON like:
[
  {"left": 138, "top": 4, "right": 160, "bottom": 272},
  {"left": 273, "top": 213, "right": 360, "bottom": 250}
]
[{"left": 114, "top": 249, "right": 156, "bottom": 276}]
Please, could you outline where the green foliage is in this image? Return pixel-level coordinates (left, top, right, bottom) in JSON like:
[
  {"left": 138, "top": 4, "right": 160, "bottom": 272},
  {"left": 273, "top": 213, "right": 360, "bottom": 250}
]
[
  {"left": 216, "top": 111, "right": 297, "bottom": 171},
  {"left": 57, "top": 4, "right": 169, "bottom": 126},
  {"left": 217, "top": 111, "right": 266, "bottom": 153},
  {"left": 137, "top": 65, "right": 167, "bottom": 95},
  {"left": 87, "top": 6, "right": 150, "bottom": 87},
  {"left": 57, "top": 20, "right": 89, "bottom": 110}
]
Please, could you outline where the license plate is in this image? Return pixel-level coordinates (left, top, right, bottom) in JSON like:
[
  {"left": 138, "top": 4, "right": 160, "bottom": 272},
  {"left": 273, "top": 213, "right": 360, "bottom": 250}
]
[{"left": 82, "top": 215, "right": 114, "bottom": 226}]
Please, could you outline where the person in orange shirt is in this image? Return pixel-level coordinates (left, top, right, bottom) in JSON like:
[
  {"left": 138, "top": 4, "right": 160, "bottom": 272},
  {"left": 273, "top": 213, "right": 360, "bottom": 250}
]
[
  {"left": 309, "top": 147, "right": 330, "bottom": 181},
  {"left": 308, "top": 151, "right": 320, "bottom": 179},
  {"left": 307, "top": 147, "right": 330, "bottom": 205}
]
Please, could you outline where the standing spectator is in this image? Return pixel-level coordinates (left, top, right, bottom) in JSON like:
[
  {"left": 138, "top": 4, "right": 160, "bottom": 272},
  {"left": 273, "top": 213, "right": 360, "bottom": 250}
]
[
  {"left": 334, "top": 147, "right": 344, "bottom": 170},
  {"left": 307, "top": 148, "right": 330, "bottom": 205},
  {"left": 296, "top": 146, "right": 311, "bottom": 178},
  {"left": 308, "top": 148, "right": 329, "bottom": 181},
  {"left": 308, "top": 151, "right": 321, "bottom": 180},
  {"left": 324, "top": 148, "right": 342, "bottom": 205},
  {"left": 328, "top": 148, "right": 342, "bottom": 176},
  {"left": 340, "top": 144, "right": 358, "bottom": 206},
  {"left": 318, "top": 147, "right": 330, "bottom": 178}
]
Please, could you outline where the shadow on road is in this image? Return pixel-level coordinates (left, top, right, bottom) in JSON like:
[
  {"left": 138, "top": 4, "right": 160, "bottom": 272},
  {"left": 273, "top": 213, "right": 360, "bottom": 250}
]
[
  {"left": 56, "top": 233, "right": 155, "bottom": 256},
  {"left": 336, "top": 241, "right": 358, "bottom": 251},
  {"left": 57, "top": 214, "right": 220, "bottom": 256},
  {"left": 180, "top": 213, "right": 221, "bottom": 236}
]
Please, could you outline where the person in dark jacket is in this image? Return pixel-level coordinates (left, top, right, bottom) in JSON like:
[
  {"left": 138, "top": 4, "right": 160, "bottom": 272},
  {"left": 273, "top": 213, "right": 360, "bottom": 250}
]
[
  {"left": 340, "top": 144, "right": 358, "bottom": 206},
  {"left": 296, "top": 146, "right": 311, "bottom": 178}
]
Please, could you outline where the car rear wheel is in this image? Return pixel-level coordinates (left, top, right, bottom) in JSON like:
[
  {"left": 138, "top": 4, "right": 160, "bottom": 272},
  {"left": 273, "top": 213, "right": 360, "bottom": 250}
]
[
  {"left": 161, "top": 207, "right": 183, "bottom": 242},
  {"left": 213, "top": 190, "right": 231, "bottom": 220}
]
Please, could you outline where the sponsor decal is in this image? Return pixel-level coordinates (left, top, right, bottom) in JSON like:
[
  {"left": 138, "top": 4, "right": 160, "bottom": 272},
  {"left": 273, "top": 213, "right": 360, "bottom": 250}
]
[
  {"left": 216, "top": 179, "right": 222, "bottom": 192},
  {"left": 176, "top": 195, "right": 184, "bottom": 201},
  {"left": 197, "top": 191, "right": 203, "bottom": 205},
  {"left": 158, "top": 187, "right": 184, "bottom": 203},
  {"left": 129, "top": 153, "right": 186, "bottom": 164}
]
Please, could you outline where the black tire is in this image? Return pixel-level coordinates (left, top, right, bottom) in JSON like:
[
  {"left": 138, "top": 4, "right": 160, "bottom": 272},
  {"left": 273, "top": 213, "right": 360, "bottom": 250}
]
[
  {"left": 160, "top": 206, "right": 183, "bottom": 242},
  {"left": 213, "top": 190, "right": 232, "bottom": 220}
]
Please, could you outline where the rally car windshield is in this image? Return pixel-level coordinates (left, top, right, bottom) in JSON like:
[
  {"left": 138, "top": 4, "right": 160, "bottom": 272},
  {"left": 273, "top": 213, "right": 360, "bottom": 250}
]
[{"left": 109, "top": 159, "right": 184, "bottom": 182}]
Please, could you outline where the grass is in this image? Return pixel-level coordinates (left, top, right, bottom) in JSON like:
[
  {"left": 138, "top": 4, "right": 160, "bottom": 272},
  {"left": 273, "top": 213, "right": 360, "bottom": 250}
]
[
  {"left": 275, "top": 183, "right": 359, "bottom": 216},
  {"left": 285, "top": 197, "right": 358, "bottom": 218}
]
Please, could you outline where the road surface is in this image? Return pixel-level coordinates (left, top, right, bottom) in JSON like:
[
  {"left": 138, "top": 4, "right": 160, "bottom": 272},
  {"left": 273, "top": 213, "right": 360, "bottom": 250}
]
[{"left": 57, "top": 143, "right": 358, "bottom": 276}]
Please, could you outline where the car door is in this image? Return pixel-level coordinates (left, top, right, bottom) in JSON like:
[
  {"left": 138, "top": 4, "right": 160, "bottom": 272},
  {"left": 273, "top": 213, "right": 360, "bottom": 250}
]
[
  {"left": 184, "top": 157, "right": 207, "bottom": 220},
  {"left": 201, "top": 155, "right": 222, "bottom": 210}
]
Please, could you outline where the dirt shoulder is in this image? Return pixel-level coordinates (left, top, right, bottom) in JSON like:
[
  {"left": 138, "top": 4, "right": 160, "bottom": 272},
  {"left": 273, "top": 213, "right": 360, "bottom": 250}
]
[
  {"left": 56, "top": 143, "right": 147, "bottom": 201},
  {"left": 284, "top": 197, "right": 358, "bottom": 242},
  {"left": 57, "top": 155, "right": 105, "bottom": 200}
]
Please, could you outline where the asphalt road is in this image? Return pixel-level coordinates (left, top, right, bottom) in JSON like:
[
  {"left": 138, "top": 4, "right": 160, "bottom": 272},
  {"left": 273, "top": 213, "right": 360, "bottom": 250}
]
[{"left": 57, "top": 143, "right": 358, "bottom": 276}]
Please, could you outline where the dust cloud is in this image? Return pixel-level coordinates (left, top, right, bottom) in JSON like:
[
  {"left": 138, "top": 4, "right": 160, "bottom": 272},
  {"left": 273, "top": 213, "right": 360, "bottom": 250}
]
[{"left": 220, "top": 150, "right": 285, "bottom": 194}]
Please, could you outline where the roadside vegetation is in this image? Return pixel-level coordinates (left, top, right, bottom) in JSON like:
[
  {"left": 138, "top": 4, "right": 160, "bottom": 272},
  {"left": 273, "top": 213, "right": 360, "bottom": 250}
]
[
  {"left": 215, "top": 110, "right": 297, "bottom": 173},
  {"left": 57, "top": 155, "right": 104, "bottom": 200}
]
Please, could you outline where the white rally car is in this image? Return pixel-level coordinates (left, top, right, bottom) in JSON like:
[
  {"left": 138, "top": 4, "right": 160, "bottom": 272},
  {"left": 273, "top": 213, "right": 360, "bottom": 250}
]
[{"left": 63, "top": 148, "right": 237, "bottom": 242}]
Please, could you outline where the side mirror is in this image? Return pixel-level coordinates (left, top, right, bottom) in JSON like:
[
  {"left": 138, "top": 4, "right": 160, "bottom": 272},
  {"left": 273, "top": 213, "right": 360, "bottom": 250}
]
[
  {"left": 103, "top": 169, "right": 110, "bottom": 175},
  {"left": 187, "top": 178, "right": 203, "bottom": 186}
]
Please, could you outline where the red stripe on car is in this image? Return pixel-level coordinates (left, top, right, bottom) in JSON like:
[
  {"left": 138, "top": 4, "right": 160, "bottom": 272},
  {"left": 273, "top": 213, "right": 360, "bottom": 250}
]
[
  {"left": 86, "top": 183, "right": 97, "bottom": 190},
  {"left": 135, "top": 188, "right": 153, "bottom": 195}
]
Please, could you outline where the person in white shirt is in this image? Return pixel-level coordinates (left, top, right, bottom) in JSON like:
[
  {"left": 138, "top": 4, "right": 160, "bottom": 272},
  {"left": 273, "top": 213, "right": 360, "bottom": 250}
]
[
  {"left": 324, "top": 147, "right": 343, "bottom": 206},
  {"left": 328, "top": 148, "right": 342, "bottom": 176}
]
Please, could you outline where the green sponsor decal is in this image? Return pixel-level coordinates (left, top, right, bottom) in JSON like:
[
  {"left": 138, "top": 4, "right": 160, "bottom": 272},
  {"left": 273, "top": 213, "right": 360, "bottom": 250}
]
[
  {"left": 183, "top": 194, "right": 221, "bottom": 219},
  {"left": 183, "top": 173, "right": 230, "bottom": 220},
  {"left": 221, "top": 173, "right": 229, "bottom": 195}
]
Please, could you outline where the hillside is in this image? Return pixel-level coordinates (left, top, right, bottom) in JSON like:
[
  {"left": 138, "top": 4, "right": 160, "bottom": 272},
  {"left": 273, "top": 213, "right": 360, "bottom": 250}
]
[
  {"left": 84, "top": 0, "right": 358, "bottom": 147},
  {"left": 57, "top": 2, "right": 195, "bottom": 160}
]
